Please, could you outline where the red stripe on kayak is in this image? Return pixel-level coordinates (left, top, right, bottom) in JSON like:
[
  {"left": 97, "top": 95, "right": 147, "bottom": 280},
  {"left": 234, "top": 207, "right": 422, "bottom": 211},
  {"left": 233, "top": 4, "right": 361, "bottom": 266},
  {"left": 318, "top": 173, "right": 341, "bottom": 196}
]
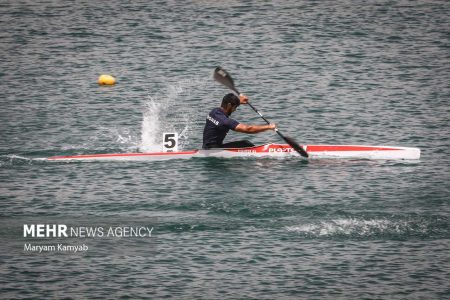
[
  {"left": 306, "top": 145, "right": 401, "bottom": 152},
  {"left": 226, "top": 144, "right": 401, "bottom": 153},
  {"left": 48, "top": 150, "right": 198, "bottom": 160}
]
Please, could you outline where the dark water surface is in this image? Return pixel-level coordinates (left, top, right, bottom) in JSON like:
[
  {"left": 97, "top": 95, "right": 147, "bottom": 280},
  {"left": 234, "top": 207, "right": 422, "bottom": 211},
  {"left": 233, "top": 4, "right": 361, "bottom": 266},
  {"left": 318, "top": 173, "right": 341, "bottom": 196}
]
[{"left": 1, "top": 0, "right": 449, "bottom": 299}]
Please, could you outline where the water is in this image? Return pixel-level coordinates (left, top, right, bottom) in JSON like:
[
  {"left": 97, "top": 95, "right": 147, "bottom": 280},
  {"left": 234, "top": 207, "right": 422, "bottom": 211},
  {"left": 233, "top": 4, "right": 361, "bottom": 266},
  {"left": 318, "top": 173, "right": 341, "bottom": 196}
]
[{"left": 1, "top": 0, "right": 449, "bottom": 299}]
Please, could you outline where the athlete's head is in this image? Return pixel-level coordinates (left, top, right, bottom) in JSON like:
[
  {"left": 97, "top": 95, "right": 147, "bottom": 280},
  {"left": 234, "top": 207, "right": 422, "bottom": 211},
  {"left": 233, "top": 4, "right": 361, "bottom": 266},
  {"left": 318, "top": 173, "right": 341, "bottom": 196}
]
[
  {"left": 221, "top": 93, "right": 240, "bottom": 115},
  {"left": 221, "top": 93, "right": 240, "bottom": 108}
]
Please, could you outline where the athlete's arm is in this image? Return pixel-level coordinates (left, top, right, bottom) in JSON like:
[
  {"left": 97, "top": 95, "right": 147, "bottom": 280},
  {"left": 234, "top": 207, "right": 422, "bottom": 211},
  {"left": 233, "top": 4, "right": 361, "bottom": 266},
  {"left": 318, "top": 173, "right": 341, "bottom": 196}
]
[{"left": 234, "top": 123, "right": 276, "bottom": 134}]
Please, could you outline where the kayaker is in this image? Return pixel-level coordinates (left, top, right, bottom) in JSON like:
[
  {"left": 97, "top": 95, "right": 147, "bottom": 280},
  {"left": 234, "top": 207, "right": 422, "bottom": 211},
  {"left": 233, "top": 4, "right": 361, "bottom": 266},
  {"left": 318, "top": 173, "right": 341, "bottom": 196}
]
[{"left": 202, "top": 93, "right": 276, "bottom": 149}]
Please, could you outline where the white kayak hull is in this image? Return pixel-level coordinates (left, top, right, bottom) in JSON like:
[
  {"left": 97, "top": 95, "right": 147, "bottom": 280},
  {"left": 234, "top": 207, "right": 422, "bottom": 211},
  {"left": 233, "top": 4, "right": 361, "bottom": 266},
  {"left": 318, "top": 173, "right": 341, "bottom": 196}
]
[{"left": 46, "top": 144, "right": 421, "bottom": 161}]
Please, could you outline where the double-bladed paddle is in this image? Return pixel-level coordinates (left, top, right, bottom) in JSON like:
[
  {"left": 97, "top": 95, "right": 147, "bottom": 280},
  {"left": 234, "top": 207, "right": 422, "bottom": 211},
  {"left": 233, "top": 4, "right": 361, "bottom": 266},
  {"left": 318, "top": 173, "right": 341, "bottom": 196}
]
[{"left": 213, "top": 66, "right": 308, "bottom": 158}]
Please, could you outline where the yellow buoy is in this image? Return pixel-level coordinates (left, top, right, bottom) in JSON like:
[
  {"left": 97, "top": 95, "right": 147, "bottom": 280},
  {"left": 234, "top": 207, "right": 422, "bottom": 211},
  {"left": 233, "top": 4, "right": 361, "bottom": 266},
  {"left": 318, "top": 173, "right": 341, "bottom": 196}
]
[{"left": 98, "top": 74, "right": 116, "bottom": 85}]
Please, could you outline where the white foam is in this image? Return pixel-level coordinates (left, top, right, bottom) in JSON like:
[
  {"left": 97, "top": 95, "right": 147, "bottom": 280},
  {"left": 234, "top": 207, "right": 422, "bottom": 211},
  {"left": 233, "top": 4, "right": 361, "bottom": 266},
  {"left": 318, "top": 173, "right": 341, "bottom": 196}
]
[
  {"left": 140, "top": 97, "right": 163, "bottom": 152},
  {"left": 140, "top": 79, "right": 206, "bottom": 152},
  {"left": 285, "top": 218, "right": 408, "bottom": 237},
  {"left": 0, "top": 154, "right": 33, "bottom": 167}
]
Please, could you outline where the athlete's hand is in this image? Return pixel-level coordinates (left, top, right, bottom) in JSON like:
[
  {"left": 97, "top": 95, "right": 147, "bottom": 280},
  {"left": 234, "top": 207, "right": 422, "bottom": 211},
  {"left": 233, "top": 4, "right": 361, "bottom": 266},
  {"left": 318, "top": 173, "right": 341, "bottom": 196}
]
[
  {"left": 269, "top": 123, "right": 277, "bottom": 130},
  {"left": 239, "top": 94, "right": 249, "bottom": 104}
]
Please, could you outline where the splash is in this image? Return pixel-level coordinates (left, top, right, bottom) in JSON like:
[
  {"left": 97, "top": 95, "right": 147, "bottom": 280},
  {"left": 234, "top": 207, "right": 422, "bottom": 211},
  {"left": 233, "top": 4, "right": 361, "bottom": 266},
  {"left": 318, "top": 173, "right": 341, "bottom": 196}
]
[
  {"left": 285, "top": 217, "right": 441, "bottom": 239},
  {"left": 0, "top": 154, "right": 34, "bottom": 167},
  {"left": 61, "top": 126, "right": 140, "bottom": 152},
  {"left": 141, "top": 98, "right": 164, "bottom": 152},
  {"left": 140, "top": 78, "right": 206, "bottom": 152}
]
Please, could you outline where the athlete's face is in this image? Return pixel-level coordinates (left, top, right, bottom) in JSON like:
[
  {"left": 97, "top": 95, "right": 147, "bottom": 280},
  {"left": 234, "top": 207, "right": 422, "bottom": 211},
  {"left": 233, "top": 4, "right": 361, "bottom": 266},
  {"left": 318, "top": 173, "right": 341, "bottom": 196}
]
[{"left": 225, "top": 103, "right": 238, "bottom": 115}]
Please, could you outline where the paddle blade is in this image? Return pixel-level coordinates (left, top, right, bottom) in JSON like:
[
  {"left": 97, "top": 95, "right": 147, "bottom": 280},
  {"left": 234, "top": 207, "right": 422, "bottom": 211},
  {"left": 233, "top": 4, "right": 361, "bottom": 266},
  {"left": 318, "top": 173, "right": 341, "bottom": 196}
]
[
  {"left": 283, "top": 136, "right": 309, "bottom": 158},
  {"left": 213, "top": 66, "right": 240, "bottom": 94}
]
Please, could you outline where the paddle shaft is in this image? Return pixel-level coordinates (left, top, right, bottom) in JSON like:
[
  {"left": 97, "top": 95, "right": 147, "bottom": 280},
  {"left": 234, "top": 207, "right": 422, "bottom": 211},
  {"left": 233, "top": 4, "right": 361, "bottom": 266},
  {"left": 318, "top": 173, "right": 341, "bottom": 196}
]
[
  {"left": 230, "top": 85, "right": 292, "bottom": 142},
  {"left": 246, "top": 102, "right": 287, "bottom": 140},
  {"left": 228, "top": 87, "right": 271, "bottom": 123}
]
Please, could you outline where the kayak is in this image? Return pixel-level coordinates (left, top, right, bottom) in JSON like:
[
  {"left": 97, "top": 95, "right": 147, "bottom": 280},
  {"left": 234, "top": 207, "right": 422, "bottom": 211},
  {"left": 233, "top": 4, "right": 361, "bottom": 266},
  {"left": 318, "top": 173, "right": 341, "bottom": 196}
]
[{"left": 46, "top": 143, "right": 420, "bottom": 161}]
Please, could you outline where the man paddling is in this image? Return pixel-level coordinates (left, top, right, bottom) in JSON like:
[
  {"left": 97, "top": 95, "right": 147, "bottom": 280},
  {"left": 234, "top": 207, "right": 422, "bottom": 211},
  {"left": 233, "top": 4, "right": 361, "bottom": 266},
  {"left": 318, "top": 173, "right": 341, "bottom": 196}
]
[{"left": 202, "top": 93, "right": 276, "bottom": 149}]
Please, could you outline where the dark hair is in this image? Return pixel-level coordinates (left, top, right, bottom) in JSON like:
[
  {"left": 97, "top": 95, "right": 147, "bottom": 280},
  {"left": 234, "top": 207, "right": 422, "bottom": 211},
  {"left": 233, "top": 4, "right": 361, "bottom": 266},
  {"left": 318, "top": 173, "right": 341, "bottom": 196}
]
[{"left": 221, "top": 93, "right": 240, "bottom": 108}]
